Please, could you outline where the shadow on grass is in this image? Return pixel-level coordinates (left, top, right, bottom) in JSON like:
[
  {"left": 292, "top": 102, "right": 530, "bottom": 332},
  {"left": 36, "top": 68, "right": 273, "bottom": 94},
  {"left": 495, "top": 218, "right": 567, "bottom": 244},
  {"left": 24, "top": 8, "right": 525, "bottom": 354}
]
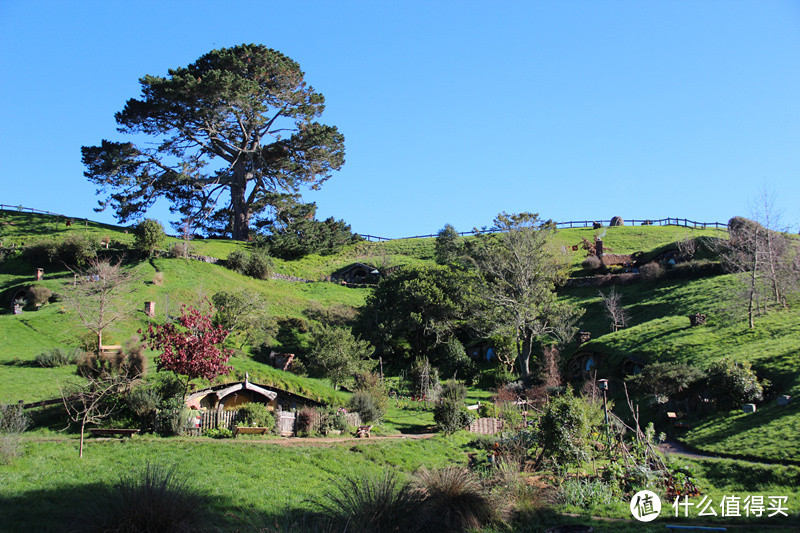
[{"left": 0, "top": 480, "right": 298, "bottom": 533}]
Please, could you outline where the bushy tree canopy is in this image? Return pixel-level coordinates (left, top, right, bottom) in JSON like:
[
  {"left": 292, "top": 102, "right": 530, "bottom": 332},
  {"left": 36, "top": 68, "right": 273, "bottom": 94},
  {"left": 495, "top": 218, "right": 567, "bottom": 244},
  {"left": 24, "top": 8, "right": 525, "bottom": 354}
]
[{"left": 82, "top": 44, "right": 345, "bottom": 240}]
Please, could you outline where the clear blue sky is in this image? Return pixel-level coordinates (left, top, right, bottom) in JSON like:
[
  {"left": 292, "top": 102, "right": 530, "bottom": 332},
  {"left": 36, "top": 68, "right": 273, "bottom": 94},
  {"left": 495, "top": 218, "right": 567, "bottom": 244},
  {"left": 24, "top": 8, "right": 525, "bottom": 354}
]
[{"left": 2, "top": 1, "right": 799, "bottom": 237}]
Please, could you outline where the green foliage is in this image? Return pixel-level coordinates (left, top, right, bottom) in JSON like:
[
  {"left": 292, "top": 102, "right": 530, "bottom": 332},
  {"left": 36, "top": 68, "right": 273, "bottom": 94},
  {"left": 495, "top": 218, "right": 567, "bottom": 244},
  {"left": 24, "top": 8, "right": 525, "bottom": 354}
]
[
  {"left": 26, "top": 285, "right": 53, "bottom": 306},
  {"left": 707, "top": 358, "right": 764, "bottom": 408},
  {"left": 225, "top": 249, "right": 274, "bottom": 279},
  {"left": 434, "top": 223, "right": 462, "bottom": 265},
  {"left": 468, "top": 212, "right": 582, "bottom": 376},
  {"left": 626, "top": 361, "right": 705, "bottom": 402},
  {"left": 357, "top": 264, "right": 482, "bottom": 362},
  {"left": 133, "top": 218, "right": 165, "bottom": 255},
  {"left": 262, "top": 207, "right": 361, "bottom": 259},
  {"left": 82, "top": 45, "right": 345, "bottom": 240},
  {"left": 212, "top": 289, "right": 275, "bottom": 347},
  {"left": 349, "top": 391, "right": 382, "bottom": 425},
  {"left": 433, "top": 397, "right": 473, "bottom": 434},
  {"left": 434, "top": 338, "right": 476, "bottom": 382},
  {"left": 204, "top": 427, "right": 234, "bottom": 439},
  {"left": 555, "top": 477, "right": 615, "bottom": 508},
  {"left": 307, "top": 325, "right": 375, "bottom": 389},
  {"left": 538, "top": 389, "right": 591, "bottom": 467},
  {"left": 0, "top": 403, "right": 29, "bottom": 463},
  {"left": 34, "top": 347, "right": 80, "bottom": 368},
  {"left": 22, "top": 234, "right": 98, "bottom": 267},
  {"left": 236, "top": 402, "right": 274, "bottom": 429}
]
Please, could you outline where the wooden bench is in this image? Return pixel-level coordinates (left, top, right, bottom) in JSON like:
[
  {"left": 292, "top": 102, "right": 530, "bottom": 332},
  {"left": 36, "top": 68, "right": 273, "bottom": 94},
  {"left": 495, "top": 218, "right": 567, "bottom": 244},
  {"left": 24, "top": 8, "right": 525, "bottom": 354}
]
[
  {"left": 355, "top": 425, "right": 373, "bottom": 438},
  {"left": 233, "top": 426, "right": 271, "bottom": 436},
  {"left": 89, "top": 428, "right": 139, "bottom": 438}
]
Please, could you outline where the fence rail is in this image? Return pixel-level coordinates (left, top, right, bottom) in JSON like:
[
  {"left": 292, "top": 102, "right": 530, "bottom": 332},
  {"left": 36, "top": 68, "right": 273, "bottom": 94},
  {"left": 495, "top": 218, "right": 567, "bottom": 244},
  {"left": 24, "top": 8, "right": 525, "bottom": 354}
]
[
  {"left": 357, "top": 218, "right": 727, "bottom": 242},
  {"left": 0, "top": 204, "right": 66, "bottom": 217},
  {"left": 3, "top": 204, "right": 725, "bottom": 241}
]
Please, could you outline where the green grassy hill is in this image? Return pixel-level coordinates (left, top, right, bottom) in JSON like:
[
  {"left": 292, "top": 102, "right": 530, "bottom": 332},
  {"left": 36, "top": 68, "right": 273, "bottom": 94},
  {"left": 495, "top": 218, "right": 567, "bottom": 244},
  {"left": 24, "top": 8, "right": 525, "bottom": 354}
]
[{"left": 2, "top": 209, "right": 798, "bottom": 464}]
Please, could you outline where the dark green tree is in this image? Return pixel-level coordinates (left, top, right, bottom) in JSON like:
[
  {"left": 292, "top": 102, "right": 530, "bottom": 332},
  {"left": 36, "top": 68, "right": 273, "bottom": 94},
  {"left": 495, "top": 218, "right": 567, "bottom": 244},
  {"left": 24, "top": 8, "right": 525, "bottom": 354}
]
[
  {"left": 357, "top": 265, "right": 482, "bottom": 362},
  {"left": 308, "top": 325, "right": 375, "bottom": 390},
  {"left": 434, "top": 223, "right": 462, "bottom": 265},
  {"left": 133, "top": 218, "right": 166, "bottom": 256},
  {"left": 82, "top": 44, "right": 345, "bottom": 240}
]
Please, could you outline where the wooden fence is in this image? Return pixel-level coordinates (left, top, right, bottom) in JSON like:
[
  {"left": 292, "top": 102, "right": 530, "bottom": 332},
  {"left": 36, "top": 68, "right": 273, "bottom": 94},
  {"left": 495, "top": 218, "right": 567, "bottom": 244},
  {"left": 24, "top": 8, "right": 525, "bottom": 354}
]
[
  {"left": 177, "top": 409, "right": 363, "bottom": 437},
  {"left": 468, "top": 417, "right": 504, "bottom": 435},
  {"left": 357, "top": 217, "right": 727, "bottom": 241}
]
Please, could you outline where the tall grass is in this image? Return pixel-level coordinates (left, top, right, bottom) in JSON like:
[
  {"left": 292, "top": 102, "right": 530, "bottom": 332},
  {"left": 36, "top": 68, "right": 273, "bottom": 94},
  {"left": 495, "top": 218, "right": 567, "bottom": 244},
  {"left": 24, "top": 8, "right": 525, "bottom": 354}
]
[{"left": 77, "top": 462, "right": 202, "bottom": 533}]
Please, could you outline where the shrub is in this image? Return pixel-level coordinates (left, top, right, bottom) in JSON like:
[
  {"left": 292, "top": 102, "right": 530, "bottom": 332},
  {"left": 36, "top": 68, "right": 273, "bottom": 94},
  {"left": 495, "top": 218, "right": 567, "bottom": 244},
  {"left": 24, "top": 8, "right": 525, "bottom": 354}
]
[
  {"left": 79, "top": 462, "right": 202, "bottom": 532},
  {"left": 639, "top": 261, "right": 663, "bottom": 280},
  {"left": 435, "top": 338, "right": 476, "bottom": 382},
  {"left": 314, "top": 471, "right": 418, "bottom": 533},
  {"left": 411, "top": 467, "right": 499, "bottom": 532},
  {"left": 26, "top": 285, "right": 53, "bottom": 306},
  {"left": 204, "top": 428, "right": 233, "bottom": 439},
  {"left": 225, "top": 249, "right": 274, "bottom": 279},
  {"left": 133, "top": 218, "right": 166, "bottom": 255},
  {"left": 349, "top": 392, "right": 382, "bottom": 425},
  {"left": 35, "top": 347, "right": 79, "bottom": 367},
  {"left": 538, "top": 388, "right": 590, "bottom": 467},
  {"left": 225, "top": 250, "right": 249, "bottom": 273},
  {"left": 126, "top": 383, "right": 162, "bottom": 430},
  {"left": 296, "top": 406, "right": 320, "bottom": 436},
  {"left": 440, "top": 380, "right": 468, "bottom": 402},
  {"left": 319, "top": 407, "right": 349, "bottom": 434},
  {"left": 581, "top": 255, "right": 602, "bottom": 270},
  {"left": 58, "top": 234, "right": 98, "bottom": 267},
  {"left": 236, "top": 402, "right": 275, "bottom": 429},
  {"left": 707, "top": 358, "right": 764, "bottom": 409},
  {"left": 555, "top": 477, "right": 615, "bottom": 508},
  {"left": 0, "top": 403, "right": 29, "bottom": 464},
  {"left": 245, "top": 249, "right": 274, "bottom": 279},
  {"left": 433, "top": 398, "right": 473, "bottom": 434}
]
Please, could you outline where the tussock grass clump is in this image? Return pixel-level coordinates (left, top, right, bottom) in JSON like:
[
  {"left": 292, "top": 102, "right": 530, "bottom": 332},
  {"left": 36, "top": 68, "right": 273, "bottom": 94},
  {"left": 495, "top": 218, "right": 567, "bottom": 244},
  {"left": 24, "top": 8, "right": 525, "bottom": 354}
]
[
  {"left": 78, "top": 462, "right": 202, "bottom": 533},
  {"left": 411, "top": 466, "right": 500, "bottom": 532},
  {"left": 315, "top": 470, "right": 418, "bottom": 533},
  {"left": 0, "top": 403, "right": 29, "bottom": 464}
]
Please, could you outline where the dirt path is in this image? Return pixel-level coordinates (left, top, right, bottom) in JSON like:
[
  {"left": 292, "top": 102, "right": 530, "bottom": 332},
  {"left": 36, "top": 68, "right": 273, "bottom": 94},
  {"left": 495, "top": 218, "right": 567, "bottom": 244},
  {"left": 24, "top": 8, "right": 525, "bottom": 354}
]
[
  {"left": 244, "top": 433, "right": 438, "bottom": 447},
  {"left": 657, "top": 440, "right": 715, "bottom": 460}
]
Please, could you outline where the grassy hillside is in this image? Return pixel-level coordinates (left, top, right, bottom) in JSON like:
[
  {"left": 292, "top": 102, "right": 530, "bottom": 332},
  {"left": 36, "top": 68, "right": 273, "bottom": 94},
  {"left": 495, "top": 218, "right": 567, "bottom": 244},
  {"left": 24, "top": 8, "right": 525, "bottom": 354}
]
[{"left": 3, "top": 209, "right": 799, "bottom": 464}]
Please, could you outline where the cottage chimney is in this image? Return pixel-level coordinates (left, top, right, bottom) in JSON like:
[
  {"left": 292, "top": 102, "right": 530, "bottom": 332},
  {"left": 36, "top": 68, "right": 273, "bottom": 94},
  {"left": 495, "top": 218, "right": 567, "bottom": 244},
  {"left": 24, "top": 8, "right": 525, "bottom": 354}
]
[
  {"left": 35, "top": 268, "right": 44, "bottom": 281},
  {"left": 595, "top": 239, "right": 603, "bottom": 256},
  {"left": 144, "top": 301, "right": 156, "bottom": 317}
]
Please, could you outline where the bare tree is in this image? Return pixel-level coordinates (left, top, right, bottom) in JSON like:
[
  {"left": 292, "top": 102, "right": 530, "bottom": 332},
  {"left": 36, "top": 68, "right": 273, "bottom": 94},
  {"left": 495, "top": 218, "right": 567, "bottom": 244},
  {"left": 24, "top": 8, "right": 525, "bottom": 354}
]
[
  {"left": 62, "top": 258, "right": 140, "bottom": 350},
  {"left": 717, "top": 188, "right": 800, "bottom": 328},
  {"left": 599, "top": 287, "right": 629, "bottom": 331},
  {"left": 59, "top": 373, "right": 136, "bottom": 458}
]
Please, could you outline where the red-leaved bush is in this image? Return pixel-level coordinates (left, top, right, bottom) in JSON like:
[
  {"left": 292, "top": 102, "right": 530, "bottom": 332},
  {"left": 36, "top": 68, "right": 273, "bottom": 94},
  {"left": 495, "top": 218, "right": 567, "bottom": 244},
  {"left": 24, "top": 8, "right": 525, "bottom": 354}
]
[{"left": 143, "top": 303, "right": 232, "bottom": 395}]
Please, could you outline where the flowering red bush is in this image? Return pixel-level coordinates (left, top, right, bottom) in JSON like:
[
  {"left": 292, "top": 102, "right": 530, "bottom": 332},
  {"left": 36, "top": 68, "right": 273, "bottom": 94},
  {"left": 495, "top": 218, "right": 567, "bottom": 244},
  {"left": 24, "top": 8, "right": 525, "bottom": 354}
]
[{"left": 143, "top": 303, "right": 232, "bottom": 393}]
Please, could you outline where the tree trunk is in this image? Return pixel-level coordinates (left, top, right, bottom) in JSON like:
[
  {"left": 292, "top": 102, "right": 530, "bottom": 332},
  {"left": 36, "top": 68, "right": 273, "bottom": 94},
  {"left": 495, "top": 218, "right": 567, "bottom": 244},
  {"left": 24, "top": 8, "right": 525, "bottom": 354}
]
[
  {"left": 79, "top": 422, "right": 85, "bottom": 458},
  {"left": 230, "top": 164, "right": 251, "bottom": 241}
]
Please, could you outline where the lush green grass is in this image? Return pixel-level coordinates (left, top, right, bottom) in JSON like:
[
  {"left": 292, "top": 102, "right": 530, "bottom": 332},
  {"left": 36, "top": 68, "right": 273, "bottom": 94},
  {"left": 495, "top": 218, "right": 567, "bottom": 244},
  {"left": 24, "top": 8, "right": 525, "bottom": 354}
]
[
  {"left": 568, "top": 271, "right": 800, "bottom": 463},
  {"left": 0, "top": 433, "right": 475, "bottom": 532},
  {"left": 682, "top": 401, "right": 800, "bottom": 464}
]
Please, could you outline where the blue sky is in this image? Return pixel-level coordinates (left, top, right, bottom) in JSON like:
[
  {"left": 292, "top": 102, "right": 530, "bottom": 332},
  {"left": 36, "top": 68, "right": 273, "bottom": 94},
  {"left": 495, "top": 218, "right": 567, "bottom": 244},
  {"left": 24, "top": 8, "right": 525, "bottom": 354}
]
[{"left": 1, "top": 1, "right": 799, "bottom": 237}]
